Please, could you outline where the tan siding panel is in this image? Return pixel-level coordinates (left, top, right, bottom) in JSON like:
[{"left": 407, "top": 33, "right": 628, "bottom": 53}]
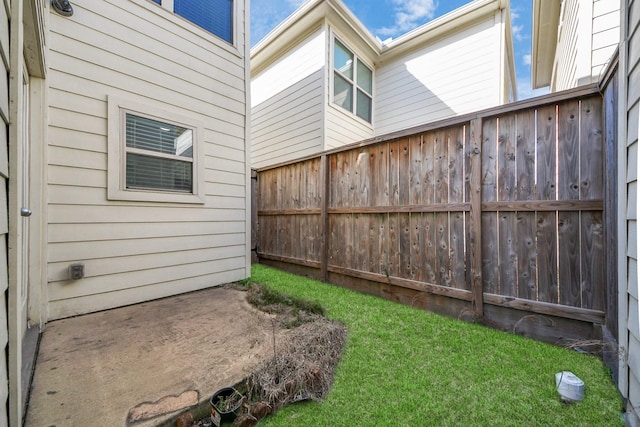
[
  {"left": 630, "top": 295, "right": 640, "bottom": 341},
  {"left": 0, "top": 179, "right": 6, "bottom": 234},
  {"left": 49, "top": 165, "right": 106, "bottom": 189},
  {"left": 630, "top": 221, "right": 638, "bottom": 259},
  {"left": 251, "top": 70, "right": 323, "bottom": 167},
  {"left": 325, "top": 106, "right": 373, "bottom": 149},
  {"left": 629, "top": 103, "right": 639, "bottom": 146},
  {"left": 630, "top": 259, "right": 639, "bottom": 300},
  {"left": 630, "top": 62, "right": 640, "bottom": 108},
  {"left": 629, "top": 26, "right": 640, "bottom": 68},
  {"left": 49, "top": 245, "right": 245, "bottom": 282},
  {"left": 49, "top": 233, "right": 245, "bottom": 263},
  {"left": 630, "top": 181, "right": 638, "bottom": 220},
  {"left": 0, "top": 1, "right": 7, "bottom": 66},
  {"left": 49, "top": 221, "right": 246, "bottom": 243},
  {"left": 630, "top": 368, "right": 640, "bottom": 416},
  {"left": 48, "top": 204, "right": 245, "bottom": 224},
  {"left": 48, "top": 269, "right": 246, "bottom": 320},
  {"left": 0, "top": 121, "right": 7, "bottom": 177},
  {"left": 0, "top": 59, "right": 7, "bottom": 122},
  {"left": 49, "top": 257, "right": 246, "bottom": 301}
]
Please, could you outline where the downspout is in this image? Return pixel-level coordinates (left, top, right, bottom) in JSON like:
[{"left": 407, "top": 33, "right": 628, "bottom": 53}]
[
  {"left": 8, "top": 0, "right": 25, "bottom": 425},
  {"left": 244, "top": 0, "right": 252, "bottom": 277}
]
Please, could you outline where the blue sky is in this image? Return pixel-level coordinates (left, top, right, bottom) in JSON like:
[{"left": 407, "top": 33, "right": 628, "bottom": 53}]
[{"left": 250, "top": 0, "right": 550, "bottom": 100}]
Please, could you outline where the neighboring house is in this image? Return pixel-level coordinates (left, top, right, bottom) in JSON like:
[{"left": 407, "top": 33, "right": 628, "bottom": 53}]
[
  {"left": 619, "top": 0, "right": 640, "bottom": 424},
  {"left": 2, "top": 0, "right": 251, "bottom": 425},
  {"left": 250, "top": 0, "right": 517, "bottom": 168},
  {"left": 534, "top": 1, "right": 638, "bottom": 424},
  {"left": 531, "top": 0, "right": 620, "bottom": 90}
]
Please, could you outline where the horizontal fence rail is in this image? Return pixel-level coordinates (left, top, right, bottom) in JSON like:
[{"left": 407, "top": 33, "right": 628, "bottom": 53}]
[{"left": 254, "top": 86, "right": 610, "bottom": 345}]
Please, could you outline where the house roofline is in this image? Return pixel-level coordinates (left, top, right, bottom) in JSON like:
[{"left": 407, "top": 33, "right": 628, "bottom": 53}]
[
  {"left": 531, "top": 0, "right": 561, "bottom": 89},
  {"left": 250, "top": 0, "right": 381, "bottom": 75},
  {"left": 380, "top": 0, "right": 508, "bottom": 61},
  {"left": 252, "top": 0, "right": 511, "bottom": 74}
]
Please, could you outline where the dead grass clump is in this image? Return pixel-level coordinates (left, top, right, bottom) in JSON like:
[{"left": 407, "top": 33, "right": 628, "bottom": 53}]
[
  {"left": 245, "top": 284, "right": 325, "bottom": 328},
  {"left": 246, "top": 317, "right": 347, "bottom": 410}
]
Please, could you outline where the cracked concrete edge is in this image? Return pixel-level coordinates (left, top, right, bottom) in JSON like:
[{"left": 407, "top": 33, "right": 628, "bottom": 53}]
[{"left": 127, "top": 390, "right": 199, "bottom": 425}]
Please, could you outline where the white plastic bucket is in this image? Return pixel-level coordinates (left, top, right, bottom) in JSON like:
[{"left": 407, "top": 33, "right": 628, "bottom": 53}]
[{"left": 555, "top": 371, "right": 585, "bottom": 402}]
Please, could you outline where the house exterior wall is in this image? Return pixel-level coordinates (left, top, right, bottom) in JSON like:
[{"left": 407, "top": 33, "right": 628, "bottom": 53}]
[
  {"left": 552, "top": 0, "right": 620, "bottom": 91},
  {"left": 374, "top": 15, "right": 501, "bottom": 136},
  {"left": 0, "top": 0, "right": 10, "bottom": 423},
  {"left": 622, "top": 0, "right": 640, "bottom": 423},
  {"left": 46, "top": 0, "right": 250, "bottom": 319},
  {"left": 251, "top": 29, "right": 326, "bottom": 167}
]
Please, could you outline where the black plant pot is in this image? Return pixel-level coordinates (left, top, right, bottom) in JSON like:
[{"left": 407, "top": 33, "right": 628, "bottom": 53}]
[{"left": 210, "top": 387, "right": 244, "bottom": 426}]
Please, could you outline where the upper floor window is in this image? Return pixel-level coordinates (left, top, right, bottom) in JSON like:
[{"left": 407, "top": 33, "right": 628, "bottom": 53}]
[
  {"left": 151, "top": 0, "right": 233, "bottom": 43},
  {"left": 333, "top": 38, "right": 373, "bottom": 123}
]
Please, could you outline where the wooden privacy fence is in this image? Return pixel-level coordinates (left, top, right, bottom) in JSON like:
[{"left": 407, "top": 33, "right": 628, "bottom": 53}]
[{"left": 254, "top": 86, "right": 613, "bottom": 344}]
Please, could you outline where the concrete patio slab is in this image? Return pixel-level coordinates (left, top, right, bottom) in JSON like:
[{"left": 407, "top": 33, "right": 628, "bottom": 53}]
[{"left": 25, "top": 286, "right": 286, "bottom": 427}]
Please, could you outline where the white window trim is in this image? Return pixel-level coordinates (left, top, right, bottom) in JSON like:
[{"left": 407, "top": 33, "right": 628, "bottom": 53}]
[
  {"left": 330, "top": 34, "right": 374, "bottom": 125},
  {"left": 143, "top": 0, "right": 240, "bottom": 56},
  {"left": 107, "top": 95, "right": 205, "bottom": 204}
]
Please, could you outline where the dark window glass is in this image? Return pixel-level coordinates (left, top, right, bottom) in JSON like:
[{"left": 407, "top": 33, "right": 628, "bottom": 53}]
[
  {"left": 174, "top": 0, "right": 233, "bottom": 43},
  {"left": 125, "top": 114, "right": 193, "bottom": 192}
]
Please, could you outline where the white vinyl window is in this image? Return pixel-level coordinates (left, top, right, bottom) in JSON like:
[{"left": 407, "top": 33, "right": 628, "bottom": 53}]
[
  {"left": 108, "top": 96, "right": 205, "bottom": 203},
  {"left": 333, "top": 38, "right": 373, "bottom": 123}
]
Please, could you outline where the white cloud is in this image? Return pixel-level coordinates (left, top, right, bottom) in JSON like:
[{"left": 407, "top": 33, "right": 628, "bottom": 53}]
[
  {"left": 376, "top": 0, "right": 438, "bottom": 37},
  {"left": 512, "top": 24, "right": 524, "bottom": 42},
  {"left": 517, "top": 77, "right": 549, "bottom": 100},
  {"left": 523, "top": 54, "right": 531, "bottom": 66},
  {"left": 251, "top": 0, "right": 302, "bottom": 46},
  {"left": 287, "top": 0, "right": 307, "bottom": 7}
]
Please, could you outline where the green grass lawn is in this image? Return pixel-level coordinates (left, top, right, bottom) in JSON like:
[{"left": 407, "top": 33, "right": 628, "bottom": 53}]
[{"left": 250, "top": 264, "right": 623, "bottom": 427}]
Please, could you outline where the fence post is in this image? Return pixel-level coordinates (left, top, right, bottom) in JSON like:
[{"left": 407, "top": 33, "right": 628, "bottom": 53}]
[
  {"left": 468, "top": 118, "right": 484, "bottom": 316},
  {"left": 320, "top": 154, "right": 329, "bottom": 281}
]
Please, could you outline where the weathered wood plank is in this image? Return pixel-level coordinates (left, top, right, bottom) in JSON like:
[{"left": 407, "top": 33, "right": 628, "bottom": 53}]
[
  {"left": 516, "top": 212, "right": 537, "bottom": 300},
  {"left": 399, "top": 213, "right": 411, "bottom": 279},
  {"left": 388, "top": 212, "right": 400, "bottom": 277},
  {"left": 398, "top": 138, "right": 410, "bottom": 206},
  {"left": 449, "top": 125, "right": 465, "bottom": 204},
  {"left": 558, "top": 100, "right": 581, "bottom": 200},
  {"left": 354, "top": 213, "right": 369, "bottom": 271},
  {"left": 498, "top": 114, "right": 516, "bottom": 202},
  {"left": 409, "top": 135, "right": 423, "bottom": 205},
  {"left": 536, "top": 211, "right": 558, "bottom": 304},
  {"left": 423, "top": 131, "right": 436, "bottom": 205},
  {"left": 371, "top": 144, "right": 389, "bottom": 207},
  {"left": 516, "top": 110, "right": 536, "bottom": 200},
  {"left": 580, "top": 97, "right": 604, "bottom": 199},
  {"left": 536, "top": 105, "right": 558, "bottom": 200},
  {"left": 389, "top": 141, "right": 400, "bottom": 206},
  {"left": 436, "top": 212, "right": 451, "bottom": 287},
  {"left": 482, "top": 117, "right": 498, "bottom": 202},
  {"left": 328, "top": 203, "right": 470, "bottom": 214},
  {"left": 410, "top": 213, "right": 423, "bottom": 281},
  {"left": 498, "top": 212, "right": 517, "bottom": 297},
  {"left": 581, "top": 211, "right": 604, "bottom": 310},
  {"left": 558, "top": 212, "right": 581, "bottom": 307},
  {"left": 355, "top": 148, "right": 370, "bottom": 207},
  {"left": 449, "top": 211, "right": 466, "bottom": 290},
  {"left": 469, "top": 118, "right": 484, "bottom": 314},
  {"left": 320, "top": 156, "right": 329, "bottom": 276},
  {"left": 423, "top": 213, "right": 437, "bottom": 284},
  {"left": 482, "top": 200, "right": 603, "bottom": 211},
  {"left": 434, "top": 129, "right": 448, "bottom": 204}
]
